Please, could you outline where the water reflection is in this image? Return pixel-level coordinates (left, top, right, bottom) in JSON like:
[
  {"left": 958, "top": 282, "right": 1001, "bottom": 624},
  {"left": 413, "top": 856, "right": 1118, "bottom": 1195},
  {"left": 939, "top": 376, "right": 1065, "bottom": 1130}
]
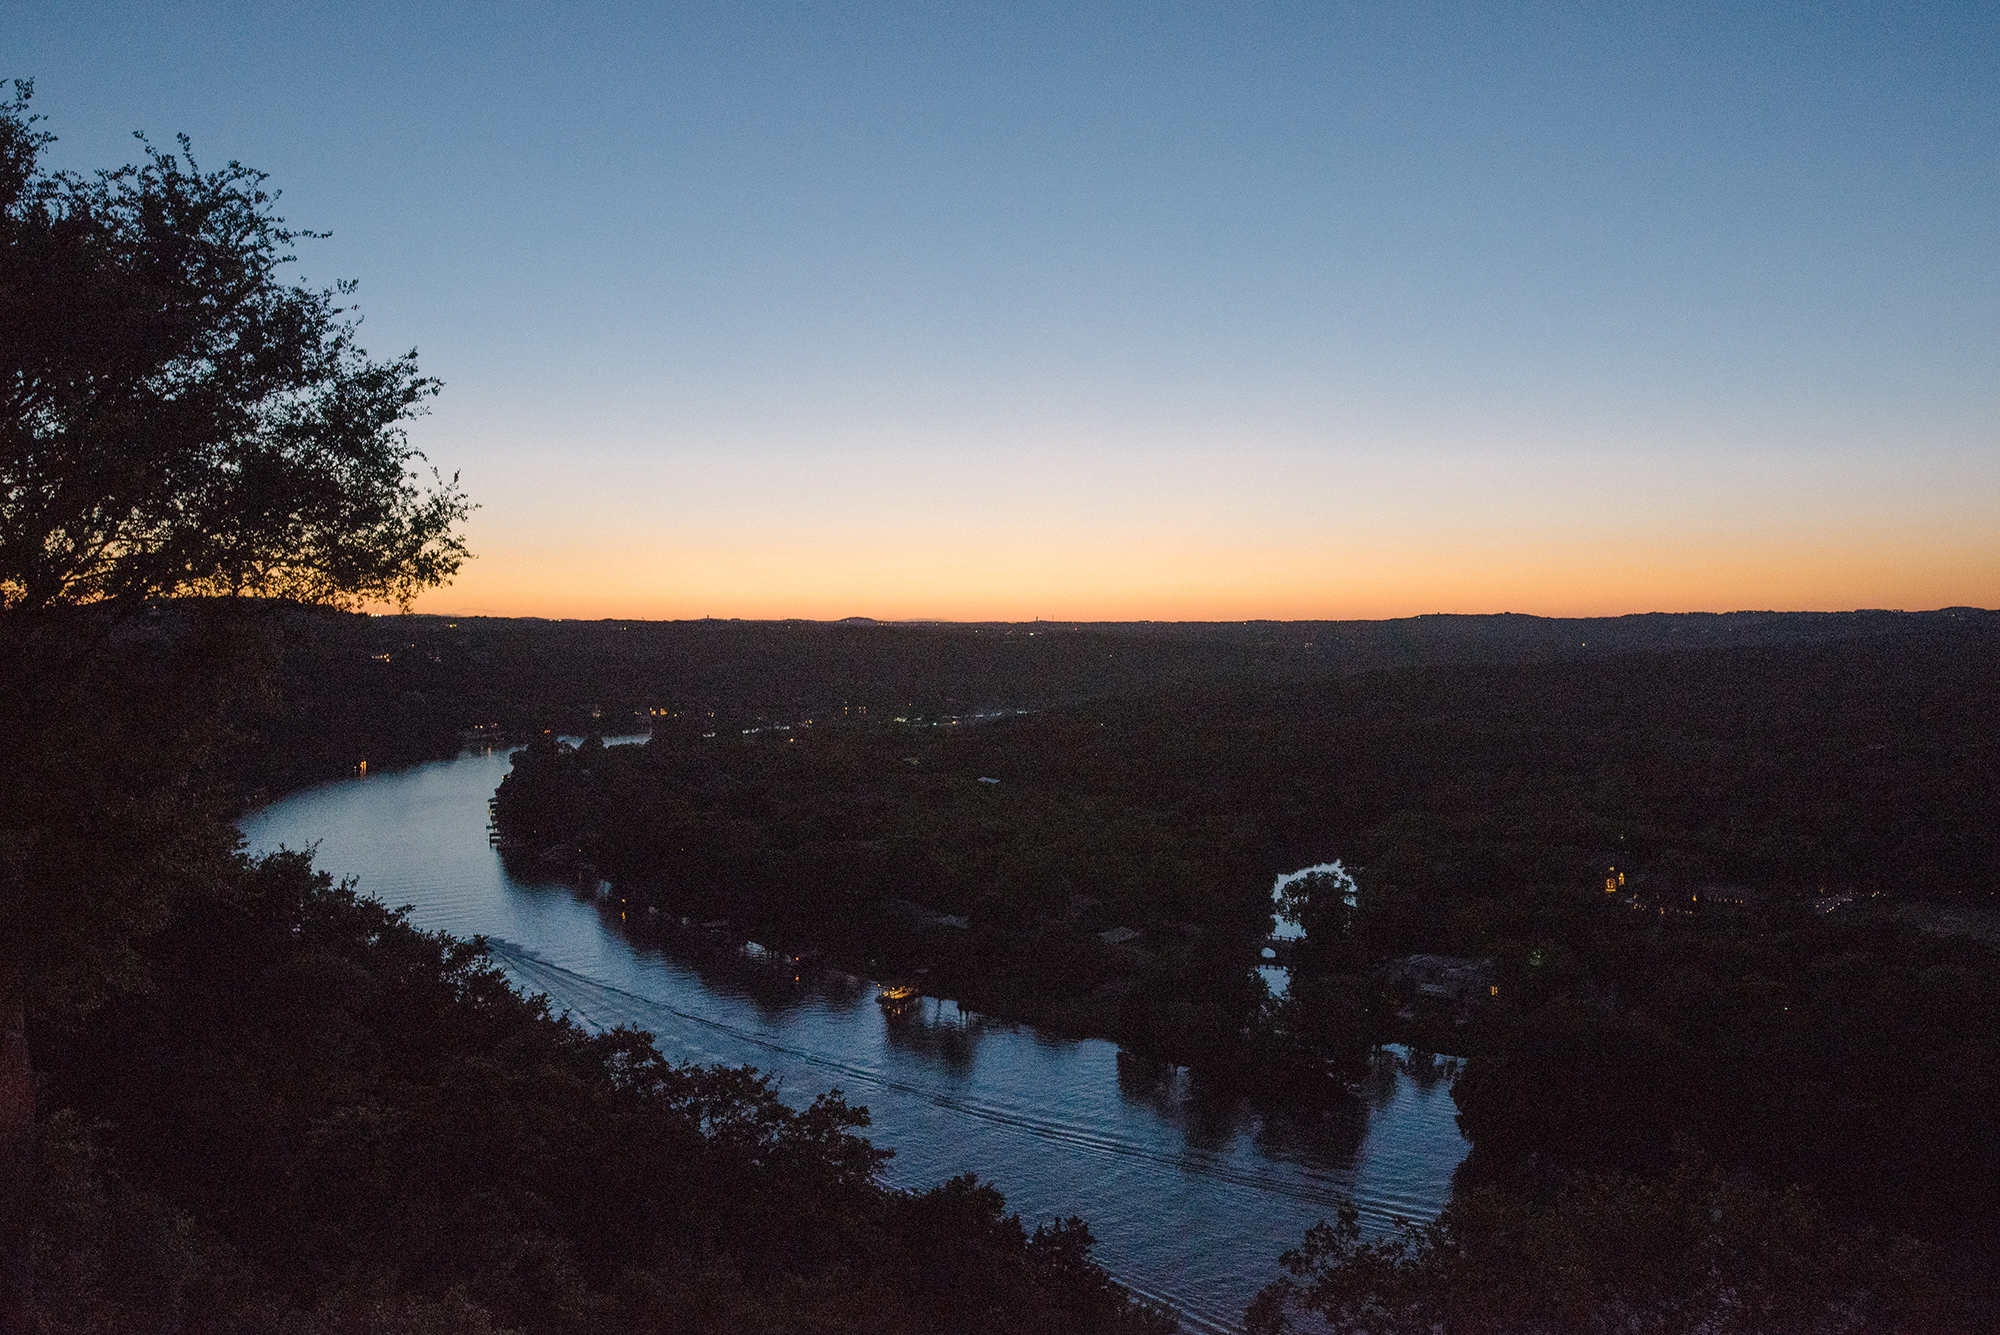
[
  {"left": 1394, "top": 1049, "right": 1461, "bottom": 1093},
  {"left": 881, "top": 997, "right": 987, "bottom": 1074},
  {"left": 1112, "top": 1052, "right": 1379, "bottom": 1171},
  {"left": 1248, "top": 1094, "right": 1373, "bottom": 1170},
  {"left": 1115, "top": 1049, "right": 1185, "bottom": 1107}
]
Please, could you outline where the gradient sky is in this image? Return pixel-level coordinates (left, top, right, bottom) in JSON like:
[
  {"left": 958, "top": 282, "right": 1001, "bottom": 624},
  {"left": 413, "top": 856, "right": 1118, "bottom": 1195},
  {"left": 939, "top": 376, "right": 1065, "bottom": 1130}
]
[{"left": 12, "top": 1, "right": 1998, "bottom": 619}]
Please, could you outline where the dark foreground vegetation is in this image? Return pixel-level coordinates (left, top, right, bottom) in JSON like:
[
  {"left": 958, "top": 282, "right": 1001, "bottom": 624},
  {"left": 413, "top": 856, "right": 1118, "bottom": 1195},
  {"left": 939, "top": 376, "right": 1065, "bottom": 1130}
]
[{"left": 1246, "top": 1152, "right": 1956, "bottom": 1334}]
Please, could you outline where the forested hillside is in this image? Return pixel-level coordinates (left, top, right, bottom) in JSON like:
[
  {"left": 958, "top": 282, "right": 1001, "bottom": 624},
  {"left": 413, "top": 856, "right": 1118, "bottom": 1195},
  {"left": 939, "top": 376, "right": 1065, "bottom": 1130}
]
[{"left": 233, "top": 606, "right": 1994, "bottom": 800}]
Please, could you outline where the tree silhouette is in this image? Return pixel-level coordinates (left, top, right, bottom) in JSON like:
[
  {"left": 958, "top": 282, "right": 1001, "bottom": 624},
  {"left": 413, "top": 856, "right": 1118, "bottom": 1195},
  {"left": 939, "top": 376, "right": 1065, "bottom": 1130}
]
[
  {"left": 0, "top": 80, "right": 471, "bottom": 1333},
  {"left": 0, "top": 80, "right": 469, "bottom": 613}
]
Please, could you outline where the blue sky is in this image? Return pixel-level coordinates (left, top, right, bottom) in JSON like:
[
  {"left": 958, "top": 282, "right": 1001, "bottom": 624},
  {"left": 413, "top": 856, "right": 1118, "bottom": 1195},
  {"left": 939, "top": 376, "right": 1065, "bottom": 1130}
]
[{"left": 11, "top": 1, "right": 1998, "bottom": 616}]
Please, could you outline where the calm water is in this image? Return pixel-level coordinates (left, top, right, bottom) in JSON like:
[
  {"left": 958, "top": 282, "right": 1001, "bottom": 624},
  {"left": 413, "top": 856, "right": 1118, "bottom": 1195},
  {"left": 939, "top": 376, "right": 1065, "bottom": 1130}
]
[{"left": 240, "top": 742, "right": 1467, "bottom": 1333}]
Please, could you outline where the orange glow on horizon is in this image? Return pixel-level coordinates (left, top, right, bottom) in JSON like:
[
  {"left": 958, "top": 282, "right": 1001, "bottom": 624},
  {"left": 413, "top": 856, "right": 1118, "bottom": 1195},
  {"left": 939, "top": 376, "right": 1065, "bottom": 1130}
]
[
  {"left": 401, "top": 418, "right": 1999, "bottom": 624},
  {"left": 403, "top": 522, "right": 1999, "bottom": 623}
]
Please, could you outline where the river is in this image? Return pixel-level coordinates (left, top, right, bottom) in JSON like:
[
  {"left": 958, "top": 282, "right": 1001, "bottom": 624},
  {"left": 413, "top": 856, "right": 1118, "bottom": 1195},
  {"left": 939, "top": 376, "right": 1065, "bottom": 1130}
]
[{"left": 240, "top": 740, "right": 1467, "bottom": 1333}]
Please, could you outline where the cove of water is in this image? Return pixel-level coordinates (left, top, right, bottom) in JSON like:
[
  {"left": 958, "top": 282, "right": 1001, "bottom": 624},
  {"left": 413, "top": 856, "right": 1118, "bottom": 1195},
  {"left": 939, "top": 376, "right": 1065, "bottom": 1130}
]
[{"left": 240, "top": 742, "right": 1467, "bottom": 1333}]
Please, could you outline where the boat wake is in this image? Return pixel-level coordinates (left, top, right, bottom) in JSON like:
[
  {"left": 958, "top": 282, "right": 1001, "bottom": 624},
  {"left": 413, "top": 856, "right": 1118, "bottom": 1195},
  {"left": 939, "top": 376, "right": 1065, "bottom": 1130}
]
[{"left": 490, "top": 941, "right": 1384, "bottom": 1212}]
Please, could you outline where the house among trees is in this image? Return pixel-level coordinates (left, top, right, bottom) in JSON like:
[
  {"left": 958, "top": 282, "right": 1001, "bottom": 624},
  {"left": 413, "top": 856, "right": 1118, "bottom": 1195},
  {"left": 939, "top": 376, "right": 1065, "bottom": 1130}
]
[{"left": 1384, "top": 954, "right": 1495, "bottom": 1004}]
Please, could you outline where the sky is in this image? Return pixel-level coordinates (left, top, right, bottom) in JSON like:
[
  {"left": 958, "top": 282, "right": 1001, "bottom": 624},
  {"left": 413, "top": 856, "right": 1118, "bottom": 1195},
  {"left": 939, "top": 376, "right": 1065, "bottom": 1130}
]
[{"left": 10, "top": 1, "right": 1999, "bottom": 620}]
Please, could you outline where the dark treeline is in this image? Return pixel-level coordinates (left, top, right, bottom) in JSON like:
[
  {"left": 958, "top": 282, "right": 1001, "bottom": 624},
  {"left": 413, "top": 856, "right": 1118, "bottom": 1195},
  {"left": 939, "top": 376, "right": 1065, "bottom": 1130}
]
[
  {"left": 1245, "top": 1151, "right": 1961, "bottom": 1334},
  {"left": 233, "top": 606, "right": 1990, "bottom": 800},
  {"left": 494, "top": 617, "right": 2000, "bottom": 1329}
]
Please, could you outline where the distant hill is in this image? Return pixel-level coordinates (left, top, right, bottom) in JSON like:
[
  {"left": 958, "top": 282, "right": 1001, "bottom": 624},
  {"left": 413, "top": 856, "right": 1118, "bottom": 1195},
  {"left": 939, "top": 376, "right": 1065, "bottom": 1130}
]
[{"left": 236, "top": 605, "right": 1996, "bottom": 800}]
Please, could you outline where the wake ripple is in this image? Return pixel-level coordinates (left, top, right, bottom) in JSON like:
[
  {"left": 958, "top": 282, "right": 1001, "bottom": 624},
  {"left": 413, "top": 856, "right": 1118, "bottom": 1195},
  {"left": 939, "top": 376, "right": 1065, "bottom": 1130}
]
[{"left": 490, "top": 941, "right": 1422, "bottom": 1220}]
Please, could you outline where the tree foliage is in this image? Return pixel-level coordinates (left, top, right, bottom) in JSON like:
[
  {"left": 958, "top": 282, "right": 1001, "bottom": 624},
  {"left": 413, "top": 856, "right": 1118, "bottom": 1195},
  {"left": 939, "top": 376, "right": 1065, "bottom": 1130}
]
[
  {"left": 1247, "top": 1155, "right": 1948, "bottom": 1335},
  {"left": 0, "top": 80, "right": 469, "bottom": 613}
]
